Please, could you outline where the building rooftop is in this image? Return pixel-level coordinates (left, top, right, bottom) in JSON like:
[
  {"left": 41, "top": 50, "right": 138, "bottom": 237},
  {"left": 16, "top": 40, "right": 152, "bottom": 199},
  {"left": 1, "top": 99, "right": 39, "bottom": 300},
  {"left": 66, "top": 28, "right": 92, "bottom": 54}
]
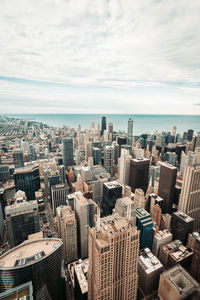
[
  {"left": 51, "top": 183, "right": 69, "bottom": 191},
  {"left": 161, "top": 265, "right": 199, "bottom": 297},
  {"left": 131, "top": 157, "right": 149, "bottom": 163},
  {"left": 5, "top": 200, "right": 38, "bottom": 216},
  {"left": 95, "top": 214, "right": 137, "bottom": 248},
  {"left": 104, "top": 180, "right": 122, "bottom": 189},
  {"left": 14, "top": 165, "right": 38, "bottom": 174},
  {"left": 173, "top": 211, "right": 194, "bottom": 223},
  {"left": 74, "top": 262, "right": 88, "bottom": 295},
  {"left": 116, "top": 197, "right": 135, "bottom": 208},
  {"left": 0, "top": 238, "right": 62, "bottom": 269},
  {"left": 139, "top": 248, "right": 163, "bottom": 274},
  {"left": 154, "top": 229, "right": 172, "bottom": 240}
]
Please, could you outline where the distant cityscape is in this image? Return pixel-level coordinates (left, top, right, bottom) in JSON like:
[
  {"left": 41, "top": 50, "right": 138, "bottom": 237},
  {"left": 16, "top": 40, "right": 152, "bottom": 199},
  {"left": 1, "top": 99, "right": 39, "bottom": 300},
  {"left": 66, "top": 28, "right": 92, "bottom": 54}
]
[{"left": 0, "top": 114, "right": 200, "bottom": 300}]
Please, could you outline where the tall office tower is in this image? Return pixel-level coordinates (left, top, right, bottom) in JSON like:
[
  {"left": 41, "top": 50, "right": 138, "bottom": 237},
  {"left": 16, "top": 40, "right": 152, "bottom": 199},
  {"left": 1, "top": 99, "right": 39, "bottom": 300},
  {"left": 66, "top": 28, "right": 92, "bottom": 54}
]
[
  {"left": 172, "top": 125, "right": 176, "bottom": 137},
  {"left": 180, "top": 151, "right": 196, "bottom": 174},
  {"left": 171, "top": 211, "right": 194, "bottom": 245},
  {"left": 63, "top": 137, "right": 74, "bottom": 167},
  {"left": 90, "top": 121, "right": 95, "bottom": 129},
  {"left": 151, "top": 204, "right": 162, "bottom": 230},
  {"left": 59, "top": 164, "right": 65, "bottom": 183},
  {"left": 138, "top": 248, "right": 163, "bottom": 297},
  {"left": 195, "top": 147, "right": 200, "bottom": 165},
  {"left": 75, "top": 173, "right": 84, "bottom": 193},
  {"left": 136, "top": 208, "right": 153, "bottom": 249},
  {"left": 103, "top": 145, "right": 114, "bottom": 176},
  {"left": 178, "top": 166, "right": 200, "bottom": 231},
  {"left": 0, "top": 164, "right": 10, "bottom": 182},
  {"left": 103, "top": 130, "right": 109, "bottom": 142},
  {"left": 102, "top": 181, "right": 122, "bottom": 216},
  {"left": 81, "top": 166, "right": 93, "bottom": 182},
  {"left": 74, "top": 192, "right": 95, "bottom": 258},
  {"left": 5, "top": 198, "right": 40, "bottom": 248},
  {"left": 56, "top": 205, "right": 78, "bottom": 263},
  {"left": 165, "top": 152, "right": 177, "bottom": 166},
  {"left": 187, "top": 129, "right": 194, "bottom": 141},
  {"left": 158, "top": 265, "right": 199, "bottom": 300},
  {"left": 14, "top": 166, "right": 40, "bottom": 200},
  {"left": 97, "top": 123, "right": 100, "bottom": 137},
  {"left": 118, "top": 149, "right": 131, "bottom": 185},
  {"left": 115, "top": 197, "right": 136, "bottom": 225},
  {"left": 108, "top": 122, "right": 113, "bottom": 134},
  {"left": 88, "top": 214, "right": 139, "bottom": 300},
  {"left": 85, "top": 141, "right": 92, "bottom": 161},
  {"left": 100, "top": 116, "right": 106, "bottom": 136},
  {"left": 0, "top": 238, "right": 65, "bottom": 300},
  {"left": 13, "top": 149, "right": 24, "bottom": 168},
  {"left": 152, "top": 229, "right": 172, "bottom": 256},
  {"left": 88, "top": 156, "right": 94, "bottom": 167},
  {"left": 112, "top": 141, "right": 120, "bottom": 164},
  {"left": 134, "top": 188, "right": 146, "bottom": 209},
  {"left": 28, "top": 144, "right": 35, "bottom": 161},
  {"left": 158, "top": 163, "right": 177, "bottom": 214},
  {"left": 127, "top": 118, "right": 133, "bottom": 146},
  {"left": 51, "top": 183, "right": 69, "bottom": 216},
  {"left": 150, "top": 194, "right": 164, "bottom": 214},
  {"left": 191, "top": 235, "right": 200, "bottom": 282},
  {"left": 133, "top": 148, "right": 144, "bottom": 159},
  {"left": 130, "top": 158, "right": 150, "bottom": 194},
  {"left": 160, "top": 213, "right": 171, "bottom": 231},
  {"left": 92, "top": 147, "right": 102, "bottom": 165}
]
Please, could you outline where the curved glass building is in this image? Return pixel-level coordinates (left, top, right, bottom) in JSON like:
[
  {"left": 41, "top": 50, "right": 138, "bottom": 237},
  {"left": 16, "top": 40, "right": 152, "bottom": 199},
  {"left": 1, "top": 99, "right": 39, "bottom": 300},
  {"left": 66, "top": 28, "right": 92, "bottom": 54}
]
[{"left": 0, "top": 238, "right": 65, "bottom": 300}]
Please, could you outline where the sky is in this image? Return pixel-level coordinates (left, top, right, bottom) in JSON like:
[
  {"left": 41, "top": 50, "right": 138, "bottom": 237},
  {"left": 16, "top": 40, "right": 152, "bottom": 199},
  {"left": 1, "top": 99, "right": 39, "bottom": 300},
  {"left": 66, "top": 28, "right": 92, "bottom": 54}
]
[{"left": 0, "top": 0, "right": 200, "bottom": 114}]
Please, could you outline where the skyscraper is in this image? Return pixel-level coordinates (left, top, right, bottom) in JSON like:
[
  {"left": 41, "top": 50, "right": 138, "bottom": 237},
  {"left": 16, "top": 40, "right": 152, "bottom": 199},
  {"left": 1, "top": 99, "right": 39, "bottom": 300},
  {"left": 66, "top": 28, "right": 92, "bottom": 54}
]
[
  {"left": 74, "top": 192, "right": 95, "bottom": 258},
  {"left": 63, "top": 137, "right": 74, "bottom": 167},
  {"left": 102, "top": 181, "right": 122, "bottom": 216},
  {"left": 56, "top": 205, "right": 78, "bottom": 263},
  {"left": 118, "top": 148, "right": 131, "bottom": 185},
  {"left": 100, "top": 116, "right": 106, "bottom": 136},
  {"left": 103, "top": 145, "right": 114, "bottom": 176},
  {"left": 88, "top": 214, "right": 139, "bottom": 300},
  {"left": 171, "top": 211, "right": 194, "bottom": 245},
  {"left": 158, "top": 265, "right": 199, "bottom": 300},
  {"left": 13, "top": 149, "right": 24, "bottom": 168},
  {"left": 127, "top": 118, "right": 133, "bottom": 145},
  {"left": 14, "top": 166, "right": 40, "bottom": 201},
  {"left": 5, "top": 197, "right": 40, "bottom": 248},
  {"left": 92, "top": 147, "right": 102, "bottom": 165},
  {"left": 0, "top": 238, "right": 65, "bottom": 300},
  {"left": 158, "top": 162, "right": 177, "bottom": 214},
  {"left": 130, "top": 158, "right": 150, "bottom": 193},
  {"left": 178, "top": 165, "right": 200, "bottom": 231},
  {"left": 138, "top": 248, "right": 163, "bottom": 296},
  {"left": 51, "top": 183, "right": 69, "bottom": 216},
  {"left": 136, "top": 208, "right": 153, "bottom": 249}
]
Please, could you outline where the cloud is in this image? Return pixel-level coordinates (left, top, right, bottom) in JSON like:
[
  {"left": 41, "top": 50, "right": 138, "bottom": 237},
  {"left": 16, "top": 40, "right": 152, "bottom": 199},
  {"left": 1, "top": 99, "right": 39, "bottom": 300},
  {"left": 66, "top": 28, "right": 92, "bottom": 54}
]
[{"left": 0, "top": 0, "right": 200, "bottom": 113}]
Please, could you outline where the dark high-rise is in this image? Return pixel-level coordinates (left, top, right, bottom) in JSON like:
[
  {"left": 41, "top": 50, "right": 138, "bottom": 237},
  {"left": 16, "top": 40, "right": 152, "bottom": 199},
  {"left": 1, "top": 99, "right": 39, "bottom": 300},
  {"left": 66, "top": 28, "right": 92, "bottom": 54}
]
[
  {"left": 171, "top": 211, "right": 194, "bottom": 245},
  {"left": 102, "top": 181, "right": 122, "bottom": 216},
  {"left": 63, "top": 137, "right": 74, "bottom": 167},
  {"left": 14, "top": 166, "right": 40, "bottom": 200},
  {"left": 129, "top": 158, "right": 150, "bottom": 194},
  {"left": 5, "top": 199, "right": 40, "bottom": 248},
  {"left": 0, "top": 238, "right": 65, "bottom": 300},
  {"left": 13, "top": 149, "right": 24, "bottom": 168},
  {"left": 100, "top": 116, "right": 106, "bottom": 136},
  {"left": 158, "top": 163, "right": 177, "bottom": 214}
]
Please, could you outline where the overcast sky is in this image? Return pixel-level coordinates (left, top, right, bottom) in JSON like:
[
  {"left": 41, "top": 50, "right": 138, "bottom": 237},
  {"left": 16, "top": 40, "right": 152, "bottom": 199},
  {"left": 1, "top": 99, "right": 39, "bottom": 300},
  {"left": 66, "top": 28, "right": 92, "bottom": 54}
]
[{"left": 0, "top": 0, "right": 200, "bottom": 114}]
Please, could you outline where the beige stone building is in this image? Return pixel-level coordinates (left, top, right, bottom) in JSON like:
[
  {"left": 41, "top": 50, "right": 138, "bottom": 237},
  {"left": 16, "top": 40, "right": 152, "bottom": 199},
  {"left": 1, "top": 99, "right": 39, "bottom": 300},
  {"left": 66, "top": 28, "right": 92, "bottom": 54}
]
[{"left": 88, "top": 214, "right": 139, "bottom": 300}]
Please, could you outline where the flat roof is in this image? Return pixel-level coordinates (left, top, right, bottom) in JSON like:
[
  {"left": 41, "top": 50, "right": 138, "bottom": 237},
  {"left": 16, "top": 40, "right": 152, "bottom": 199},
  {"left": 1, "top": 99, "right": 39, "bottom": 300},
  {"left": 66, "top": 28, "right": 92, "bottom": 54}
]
[
  {"left": 104, "top": 180, "right": 122, "bottom": 189},
  {"left": 0, "top": 238, "right": 62, "bottom": 269}
]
